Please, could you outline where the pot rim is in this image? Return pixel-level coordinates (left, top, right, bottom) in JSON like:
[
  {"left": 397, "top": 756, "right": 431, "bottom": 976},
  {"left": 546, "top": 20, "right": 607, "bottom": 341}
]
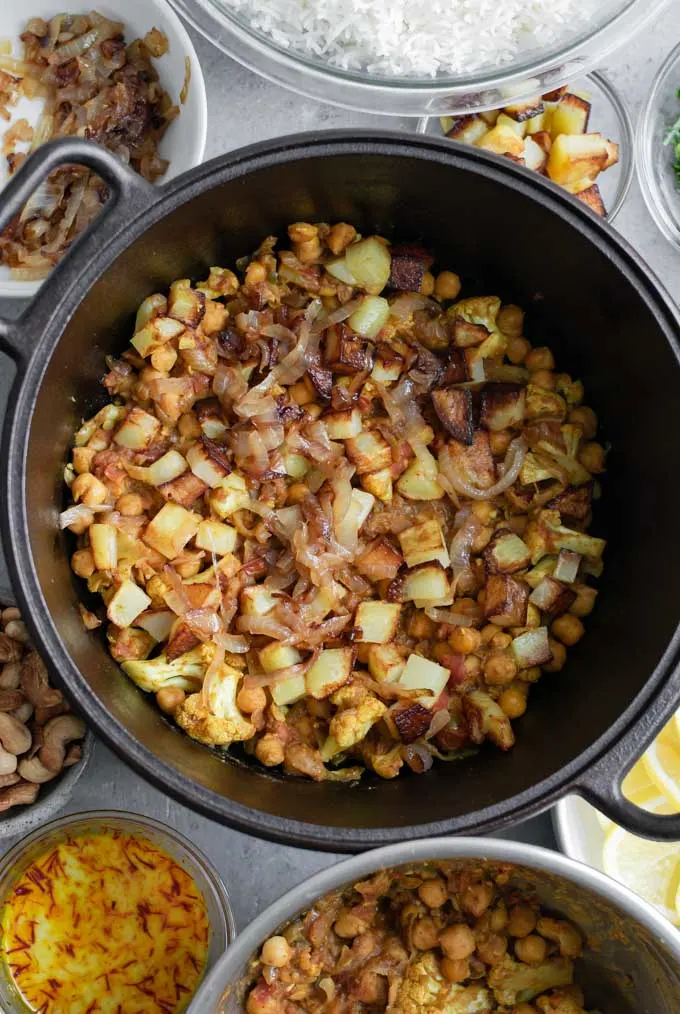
[
  {"left": 190, "top": 835, "right": 680, "bottom": 1010},
  {"left": 3, "top": 131, "right": 680, "bottom": 850}
]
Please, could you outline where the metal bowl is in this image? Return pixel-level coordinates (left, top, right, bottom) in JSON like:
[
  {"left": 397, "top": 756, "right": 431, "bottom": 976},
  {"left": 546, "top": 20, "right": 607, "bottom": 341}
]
[{"left": 190, "top": 837, "right": 680, "bottom": 1012}]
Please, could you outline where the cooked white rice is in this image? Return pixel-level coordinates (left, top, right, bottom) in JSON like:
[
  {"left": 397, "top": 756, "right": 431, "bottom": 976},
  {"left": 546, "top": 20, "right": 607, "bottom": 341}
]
[{"left": 224, "top": 0, "right": 604, "bottom": 78}]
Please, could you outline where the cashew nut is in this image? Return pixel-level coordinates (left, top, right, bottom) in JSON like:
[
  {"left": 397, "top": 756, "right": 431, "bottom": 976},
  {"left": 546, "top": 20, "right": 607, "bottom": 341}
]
[
  {"left": 17, "top": 756, "right": 57, "bottom": 784},
  {"left": 0, "top": 749, "right": 17, "bottom": 776},
  {"left": 0, "top": 780, "right": 39, "bottom": 811},
  {"left": 0, "top": 772, "right": 20, "bottom": 788},
  {"left": 10, "top": 701, "right": 33, "bottom": 724},
  {"left": 39, "top": 715, "right": 86, "bottom": 773},
  {"left": 0, "top": 634, "right": 22, "bottom": 664},
  {"left": 1, "top": 607, "right": 21, "bottom": 626},
  {"left": 0, "top": 689, "right": 26, "bottom": 712},
  {"left": 4, "top": 620, "right": 29, "bottom": 645},
  {"left": 0, "top": 713, "right": 32, "bottom": 756},
  {"left": 19, "top": 653, "right": 62, "bottom": 709},
  {"left": 0, "top": 662, "right": 21, "bottom": 690},
  {"left": 63, "top": 743, "right": 82, "bottom": 768},
  {"left": 34, "top": 696, "right": 67, "bottom": 727}
]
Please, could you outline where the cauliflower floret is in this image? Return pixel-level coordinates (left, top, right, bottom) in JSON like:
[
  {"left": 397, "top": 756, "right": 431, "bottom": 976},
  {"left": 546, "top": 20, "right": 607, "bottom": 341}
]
[
  {"left": 488, "top": 955, "right": 574, "bottom": 1007},
  {"left": 175, "top": 663, "right": 255, "bottom": 746},
  {"left": 397, "top": 952, "right": 493, "bottom": 1014},
  {"left": 535, "top": 985, "right": 588, "bottom": 1014},
  {"left": 121, "top": 643, "right": 215, "bottom": 692},
  {"left": 321, "top": 694, "right": 386, "bottom": 761}
]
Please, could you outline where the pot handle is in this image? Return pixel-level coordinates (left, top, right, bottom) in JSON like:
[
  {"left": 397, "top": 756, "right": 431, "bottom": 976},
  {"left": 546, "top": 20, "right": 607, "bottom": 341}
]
[
  {"left": 574, "top": 665, "right": 680, "bottom": 840},
  {"left": 0, "top": 137, "right": 156, "bottom": 367}
]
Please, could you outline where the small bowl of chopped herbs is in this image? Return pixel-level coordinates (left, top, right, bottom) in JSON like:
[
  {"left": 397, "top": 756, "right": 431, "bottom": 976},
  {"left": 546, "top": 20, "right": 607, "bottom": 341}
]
[{"left": 638, "top": 41, "right": 680, "bottom": 250}]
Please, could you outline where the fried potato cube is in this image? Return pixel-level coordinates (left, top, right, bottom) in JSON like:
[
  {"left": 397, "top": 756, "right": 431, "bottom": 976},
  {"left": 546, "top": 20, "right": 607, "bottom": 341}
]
[
  {"left": 169, "top": 278, "right": 205, "bottom": 326},
  {"left": 355, "top": 601, "right": 402, "bottom": 643},
  {"left": 186, "top": 436, "right": 231, "bottom": 488},
  {"left": 259, "top": 643, "right": 302, "bottom": 673},
  {"left": 272, "top": 675, "right": 307, "bottom": 707},
  {"left": 158, "top": 472, "right": 208, "bottom": 508},
  {"left": 575, "top": 184, "right": 606, "bottom": 216},
  {"left": 553, "top": 549, "right": 581, "bottom": 584},
  {"left": 476, "top": 123, "right": 526, "bottom": 158},
  {"left": 397, "top": 448, "right": 445, "bottom": 501},
  {"left": 166, "top": 620, "right": 201, "bottom": 661},
  {"left": 131, "top": 316, "right": 184, "bottom": 357},
  {"left": 546, "top": 133, "right": 609, "bottom": 186},
  {"left": 604, "top": 140, "right": 619, "bottom": 169},
  {"left": 345, "top": 429, "right": 393, "bottom": 474},
  {"left": 371, "top": 356, "right": 404, "bottom": 385},
  {"left": 452, "top": 318, "right": 490, "bottom": 347},
  {"left": 525, "top": 110, "right": 550, "bottom": 135},
  {"left": 431, "top": 387, "right": 474, "bottom": 444},
  {"left": 107, "top": 580, "right": 151, "bottom": 628},
  {"left": 402, "top": 562, "right": 452, "bottom": 606},
  {"left": 485, "top": 574, "right": 529, "bottom": 627},
  {"left": 240, "top": 585, "right": 278, "bottom": 616},
  {"left": 445, "top": 114, "right": 489, "bottom": 145},
  {"left": 503, "top": 98, "right": 544, "bottom": 123},
  {"left": 484, "top": 532, "right": 531, "bottom": 574},
  {"left": 325, "top": 327, "right": 372, "bottom": 374},
  {"left": 542, "top": 85, "right": 568, "bottom": 102},
  {"left": 306, "top": 647, "right": 354, "bottom": 699},
  {"left": 393, "top": 701, "right": 432, "bottom": 743},
  {"left": 464, "top": 690, "right": 515, "bottom": 749},
  {"left": 356, "top": 537, "right": 403, "bottom": 582},
  {"left": 335, "top": 489, "right": 375, "bottom": 546},
  {"left": 323, "top": 407, "right": 363, "bottom": 439},
  {"left": 90, "top": 524, "right": 118, "bottom": 571},
  {"left": 399, "top": 653, "right": 449, "bottom": 708},
  {"left": 209, "top": 473, "right": 249, "bottom": 518},
  {"left": 524, "top": 136, "right": 549, "bottom": 173},
  {"left": 195, "top": 519, "right": 238, "bottom": 556},
  {"left": 531, "top": 130, "right": 553, "bottom": 155},
  {"left": 360, "top": 467, "right": 393, "bottom": 503},
  {"left": 399, "top": 519, "right": 450, "bottom": 569},
  {"left": 113, "top": 407, "right": 161, "bottom": 451},
  {"left": 445, "top": 431, "right": 496, "bottom": 490},
  {"left": 368, "top": 643, "right": 405, "bottom": 683},
  {"left": 143, "top": 503, "right": 199, "bottom": 559},
  {"left": 550, "top": 93, "right": 591, "bottom": 137},
  {"left": 480, "top": 383, "right": 526, "bottom": 431},
  {"left": 512, "top": 626, "right": 553, "bottom": 668},
  {"left": 147, "top": 450, "right": 188, "bottom": 487},
  {"left": 529, "top": 576, "right": 577, "bottom": 617}
]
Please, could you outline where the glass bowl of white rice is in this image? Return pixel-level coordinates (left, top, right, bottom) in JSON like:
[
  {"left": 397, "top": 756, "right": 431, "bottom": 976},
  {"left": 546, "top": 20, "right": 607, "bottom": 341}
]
[{"left": 170, "top": 0, "right": 670, "bottom": 116}]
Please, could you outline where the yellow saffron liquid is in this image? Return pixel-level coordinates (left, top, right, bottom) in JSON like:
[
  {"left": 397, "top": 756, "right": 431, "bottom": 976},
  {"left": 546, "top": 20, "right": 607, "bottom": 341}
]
[{"left": 1, "top": 830, "right": 210, "bottom": 1013}]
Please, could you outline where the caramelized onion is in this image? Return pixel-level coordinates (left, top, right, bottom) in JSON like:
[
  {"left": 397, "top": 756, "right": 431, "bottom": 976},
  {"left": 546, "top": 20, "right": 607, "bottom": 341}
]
[{"left": 440, "top": 436, "right": 527, "bottom": 500}]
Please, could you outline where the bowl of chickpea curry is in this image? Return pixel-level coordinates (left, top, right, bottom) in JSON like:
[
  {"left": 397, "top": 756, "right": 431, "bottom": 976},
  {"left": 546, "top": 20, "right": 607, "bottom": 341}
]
[
  {"left": 190, "top": 838, "right": 680, "bottom": 1012},
  {"left": 2, "top": 132, "right": 680, "bottom": 848}
]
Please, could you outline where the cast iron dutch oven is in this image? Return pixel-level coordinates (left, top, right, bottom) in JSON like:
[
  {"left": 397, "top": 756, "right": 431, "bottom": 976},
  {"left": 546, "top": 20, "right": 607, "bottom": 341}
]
[{"left": 1, "top": 133, "right": 679, "bottom": 851}]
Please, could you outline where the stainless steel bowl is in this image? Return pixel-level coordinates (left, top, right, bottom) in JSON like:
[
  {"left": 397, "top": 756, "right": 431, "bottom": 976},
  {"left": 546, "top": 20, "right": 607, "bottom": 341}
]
[{"left": 190, "top": 837, "right": 680, "bottom": 1013}]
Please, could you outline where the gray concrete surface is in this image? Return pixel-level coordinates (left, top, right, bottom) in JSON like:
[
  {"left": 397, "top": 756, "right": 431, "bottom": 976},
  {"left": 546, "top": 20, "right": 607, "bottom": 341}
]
[{"left": 0, "top": 6, "right": 679, "bottom": 933}]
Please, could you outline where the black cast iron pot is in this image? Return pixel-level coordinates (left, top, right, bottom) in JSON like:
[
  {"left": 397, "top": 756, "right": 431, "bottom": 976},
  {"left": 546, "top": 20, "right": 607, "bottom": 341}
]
[{"left": 1, "top": 133, "right": 679, "bottom": 851}]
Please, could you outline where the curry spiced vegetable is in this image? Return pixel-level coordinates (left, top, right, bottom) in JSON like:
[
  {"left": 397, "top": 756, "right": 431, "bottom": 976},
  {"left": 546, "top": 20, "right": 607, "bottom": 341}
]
[
  {"left": 62, "top": 223, "right": 606, "bottom": 782},
  {"left": 245, "top": 863, "right": 602, "bottom": 1013}
]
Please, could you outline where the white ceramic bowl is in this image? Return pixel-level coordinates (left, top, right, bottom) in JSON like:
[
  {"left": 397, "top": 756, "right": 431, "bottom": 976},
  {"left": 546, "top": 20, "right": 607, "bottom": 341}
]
[
  {"left": 553, "top": 794, "right": 609, "bottom": 871},
  {"left": 0, "top": 0, "right": 207, "bottom": 299}
]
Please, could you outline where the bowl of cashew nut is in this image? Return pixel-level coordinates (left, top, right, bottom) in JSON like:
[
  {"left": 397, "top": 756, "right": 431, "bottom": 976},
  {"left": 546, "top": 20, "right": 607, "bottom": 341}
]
[{"left": 0, "top": 588, "right": 93, "bottom": 838}]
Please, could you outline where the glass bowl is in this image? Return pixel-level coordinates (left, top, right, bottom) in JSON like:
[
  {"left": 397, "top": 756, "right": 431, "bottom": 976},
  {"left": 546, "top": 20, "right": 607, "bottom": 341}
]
[
  {"left": 637, "top": 40, "right": 680, "bottom": 250},
  {"left": 170, "top": 0, "right": 670, "bottom": 116},
  {"left": 0, "top": 810, "right": 235, "bottom": 1013},
  {"left": 417, "top": 71, "right": 634, "bottom": 222}
]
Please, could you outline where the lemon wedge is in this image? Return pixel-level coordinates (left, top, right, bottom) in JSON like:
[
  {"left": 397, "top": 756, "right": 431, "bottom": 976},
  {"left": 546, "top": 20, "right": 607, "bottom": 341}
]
[
  {"left": 622, "top": 760, "right": 656, "bottom": 804},
  {"left": 602, "top": 796, "right": 680, "bottom": 924},
  {"left": 641, "top": 740, "right": 680, "bottom": 808},
  {"left": 672, "top": 708, "right": 680, "bottom": 751}
]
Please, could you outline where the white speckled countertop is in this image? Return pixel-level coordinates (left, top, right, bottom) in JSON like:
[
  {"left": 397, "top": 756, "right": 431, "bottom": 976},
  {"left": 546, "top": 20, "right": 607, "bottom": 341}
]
[{"left": 0, "top": 5, "right": 679, "bottom": 934}]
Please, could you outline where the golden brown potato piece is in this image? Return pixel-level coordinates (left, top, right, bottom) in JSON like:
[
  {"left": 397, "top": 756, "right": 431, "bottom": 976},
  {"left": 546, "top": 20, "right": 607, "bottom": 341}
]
[
  {"left": 431, "top": 387, "right": 474, "bottom": 445},
  {"left": 484, "top": 574, "right": 529, "bottom": 627}
]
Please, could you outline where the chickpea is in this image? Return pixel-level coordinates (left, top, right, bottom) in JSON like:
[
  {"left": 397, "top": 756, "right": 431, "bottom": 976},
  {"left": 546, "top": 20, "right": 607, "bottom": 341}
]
[
  {"left": 245, "top": 261, "right": 267, "bottom": 286},
  {"left": 499, "top": 686, "right": 527, "bottom": 719},
  {"left": 410, "top": 612, "right": 436, "bottom": 640},
  {"left": 420, "top": 271, "right": 435, "bottom": 296},
  {"left": 489, "top": 430, "right": 512, "bottom": 456},
  {"left": 355, "top": 970, "right": 387, "bottom": 1005},
  {"left": 531, "top": 370, "right": 556, "bottom": 390},
  {"left": 461, "top": 882, "right": 494, "bottom": 918},
  {"left": 156, "top": 687, "right": 186, "bottom": 714},
  {"left": 470, "top": 502, "right": 497, "bottom": 525},
  {"left": 237, "top": 685, "right": 266, "bottom": 714},
  {"left": 515, "top": 934, "right": 548, "bottom": 966},
  {"left": 71, "top": 472, "right": 108, "bottom": 507},
  {"left": 507, "top": 336, "right": 531, "bottom": 364},
  {"left": 489, "top": 903, "right": 507, "bottom": 933},
  {"left": 432, "top": 641, "right": 451, "bottom": 664},
  {"left": 418, "top": 878, "right": 448, "bottom": 909},
  {"left": 525, "top": 347, "right": 555, "bottom": 372},
  {"left": 72, "top": 446, "right": 96, "bottom": 474},
  {"left": 71, "top": 549, "right": 95, "bottom": 579},
  {"left": 246, "top": 989, "right": 280, "bottom": 1014},
  {"left": 67, "top": 513, "right": 93, "bottom": 535},
  {"left": 497, "top": 305, "right": 524, "bottom": 338},
  {"left": 178, "top": 412, "right": 202, "bottom": 439},
  {"left": 411, "top": 916, "right": 440, "bottom": 950},
  {"left": 255, "top": 734, "right": 285, "bottom": 767},
  {"left": 512, "top": 1005, "right": 536, "bottom": 1014},
  {"left": 464, "top": 654, "right": 482, "bottom": 678},
  {"left": 570, "top": 585, "right": 597, "bottom": 618},
  {"left": 441, "top": 957, "right": 470, "bottom": 983},
  {"left": 491, "top": 632, "right": 512, "bottom": 651},
  {"left": 551, "top": 614, "right": 585, "bottom": 647},
  {"left": 261, "top": 935, "right": 292, "bottom": 968},
  {"left": 439, "top": 923, "right": 476, "bottom": 961},
  {"left": 556, "top": 375, "right": 584, "bottom": 407},
  {"left": 518, "top": 665, "right": 541, "bottom": 684},
  {"left": 151, "top": 346, "right": 177, "bottom": 373},
  {"left": 327, "top": 222, "right": 357, "bottom": 255},
  {"left": 569, "top": 405, "right": 597, "bottom": 440},
  {"left": 543, "top": 638, "right": 567, "bottom": 673},
  {"left": 334, "top": 912, "right": 368, "bottom": 940},
  {"left": 480, "top": 624, "right": 498, "bottom": 645},
  {"left": 434, "top": 271, "right": 461, "bottom": 301},
  {"left": 484, "top": 653, "right": 517, "bottom": 686},
  {"left": 286, "top": 482, "right": 309, "bottom": 504},
  {"left": 449, "top": 626, "right": 481, "bottom": 654},
  {"left": 536, "top": 917, "right": 582, "bottom": 958},
  {"left": 578, "top": 440, "right": 606, "bottom": 474},
  {"left": 116, "top": 493, "right": 146, "bottom": 517},
  {"left": 471, "top": 526, "right": 493, "bottom": 554},
  {"left": 475, "top": 932, "right": 507, "bottom": 965},
  {"left": 297, "top": 237, "right": 321, "bottom": 264},
  {"left": 288, "top": 222, "right": 318, "bottom": 244}
]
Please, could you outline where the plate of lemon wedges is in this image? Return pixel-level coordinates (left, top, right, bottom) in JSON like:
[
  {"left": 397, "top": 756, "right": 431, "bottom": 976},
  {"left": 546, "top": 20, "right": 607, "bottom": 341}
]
[{"left": 554, "top": 709, "right": 680, "bottom": 925}]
